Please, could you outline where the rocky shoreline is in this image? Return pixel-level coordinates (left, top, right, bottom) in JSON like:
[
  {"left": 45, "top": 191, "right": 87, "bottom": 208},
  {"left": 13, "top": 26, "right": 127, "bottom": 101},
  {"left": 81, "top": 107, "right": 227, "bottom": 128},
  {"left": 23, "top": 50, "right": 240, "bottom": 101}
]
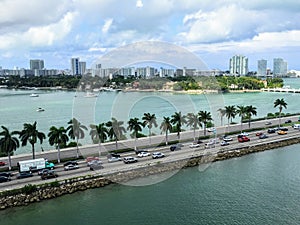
[{"left": 1, "top": 135, "right": 300, "bottom": 210}]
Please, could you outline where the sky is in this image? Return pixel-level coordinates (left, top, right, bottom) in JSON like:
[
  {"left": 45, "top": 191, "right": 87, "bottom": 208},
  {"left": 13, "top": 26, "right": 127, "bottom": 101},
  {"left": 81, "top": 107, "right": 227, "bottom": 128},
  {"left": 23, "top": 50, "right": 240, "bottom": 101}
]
[{"left": 0, "top": 0, "right": 300, "bottom": 71}]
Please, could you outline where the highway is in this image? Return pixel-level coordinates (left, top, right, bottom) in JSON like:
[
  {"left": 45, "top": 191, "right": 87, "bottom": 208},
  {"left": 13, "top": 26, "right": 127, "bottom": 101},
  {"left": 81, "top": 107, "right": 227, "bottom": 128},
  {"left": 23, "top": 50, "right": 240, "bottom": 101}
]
[{"left": 0, "top": 115, "right": 300, "bottom": 191}]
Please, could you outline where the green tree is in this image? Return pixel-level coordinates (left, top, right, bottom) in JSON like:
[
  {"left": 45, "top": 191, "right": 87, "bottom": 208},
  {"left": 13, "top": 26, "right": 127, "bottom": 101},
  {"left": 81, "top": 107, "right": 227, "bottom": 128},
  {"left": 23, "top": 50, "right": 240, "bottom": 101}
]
[
  {"left": 245, "top": 105, "right": 257, "bottom": 128},
  {"left": 89, "top": 123, "right": 108, "bottom": 156},
  {"left": 198, "top": 110, "right": 212, "bottom": 136},
  {"left": 171, "top": 112, "right": 186, "bottom": 139},
  {"left": 106, "top": 117, "right": 126, "bottom": 149},
  {"left": 274, "top": 98, "right": 287, "bottom": 127},
  {"left": 186, "top": 113, "right": 201, "bottom": 141},
  {"left": 142, "top": 113, "right": 158, "bottom": 145},
  {"left": 0, "top": 126, "right": 19, "bottom": 170},
  {"left": 18, "top": 121, "right": 46, "bottom": 159},
  {"left": 67, "top": 118, "right": 88, "bottom": 158},
  {"left": 236, "top": 105, "right": 247, "bottom": 132},
  {"left": 127, "top": 117, "right": 144, "bottom": 151},
  {"left": 225, "top": 105, "right": 236, "bottom": 133},
  {"left": 160, "top": 116, "right": 172, "bottom": 145},
  {"left": 48, "top": 126, "right": 69, "bottom": 163}
]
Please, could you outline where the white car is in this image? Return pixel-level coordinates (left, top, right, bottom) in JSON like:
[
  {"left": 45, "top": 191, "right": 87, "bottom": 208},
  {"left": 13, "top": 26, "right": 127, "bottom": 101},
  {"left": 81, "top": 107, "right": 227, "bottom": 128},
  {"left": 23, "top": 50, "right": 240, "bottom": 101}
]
[
  {"left": 239, "top": 132, "right": 249, "bottom": 136},
  {"left": 152, "top": 152, "right": 165, "bottom": 159},
  {"left": 108, "top": 157, "right": 122, "bottom": 163},
  {"left": 207, "top": 127, "right": 216, "bottom": 132},
  {"left": 87, "top": 160, "right": 102, "bottom": 167},
  {"left": 189, "top": 143, "right": 200, "bottom": 148},
  {"left": 220, "top": 141, "right": 230, "bottom": 146},
  {"left": 64, "top": 164, "right": 79, "bottom": 171},
  {"left": 223, "top": 136, "right": 233, "bottom": 142},
  {"left": 137, "top": 151, "right": 150, "bottom": 157}
]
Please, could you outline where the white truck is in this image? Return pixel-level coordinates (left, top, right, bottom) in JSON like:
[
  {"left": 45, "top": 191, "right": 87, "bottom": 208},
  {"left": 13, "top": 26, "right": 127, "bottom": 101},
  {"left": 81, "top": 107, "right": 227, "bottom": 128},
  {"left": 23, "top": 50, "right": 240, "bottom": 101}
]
[{"left": 18, "top": 158, "right": 55, "bottom": 172}]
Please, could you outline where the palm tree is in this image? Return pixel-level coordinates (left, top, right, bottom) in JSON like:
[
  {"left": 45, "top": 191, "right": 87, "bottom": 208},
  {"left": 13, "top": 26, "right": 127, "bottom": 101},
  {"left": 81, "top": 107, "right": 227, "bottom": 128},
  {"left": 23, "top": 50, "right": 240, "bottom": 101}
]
[
  {"left": 67, "top": 118, "right": 88, "bottom": 158},
  {"left": 186, "top": 112, "right": 201, "bottom": 141},
  {"left": 236, "top": 105, "right": 247, "bottom": 132},
  {"left": 0, "top": 126, "right": 19, "bottom": 170},
  {"left": 171, "top": 112, "right": 186, "bottom": 139},
  {"left": 48, "top": 126, "right": 69, "bottom": 163},
  {"left": 245, "top": 105, "right": 257, "bottom": 128},
  {"left": 142, "top": 113, "right": 158, "bottom": 145},
  {"left": 198, "top": 110, "right": 212, "bottom": 136},
  {"left": 160, "top": 116, "right": 172, "bottom": 145},
  {"left": 106, "top": 117, "right": 126, "bottom": 149},
  {"left": 127, "top": 117, "right": 144, "bottom": 151},
  {"left": 274, "top": 98, "right": 287, "bottom": 127},
  {"left": 89, "top": 123, "right": 108, "bottom": 156},
  {"left": 217, "top": 108, "right": 226, "bottom": 126},
  {"left": 18, "top": 121, "right": 46, "bottom": 159},
  {"left": 224, "top": 105, "right": 236, "bottom": 133}
]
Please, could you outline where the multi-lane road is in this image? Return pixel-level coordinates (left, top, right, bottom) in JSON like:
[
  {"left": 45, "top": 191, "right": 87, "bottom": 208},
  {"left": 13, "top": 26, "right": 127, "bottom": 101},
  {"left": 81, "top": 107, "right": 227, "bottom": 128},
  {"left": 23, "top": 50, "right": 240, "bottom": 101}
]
[{"left": 1, "top": 115, "right": 300, "bottom": 191}]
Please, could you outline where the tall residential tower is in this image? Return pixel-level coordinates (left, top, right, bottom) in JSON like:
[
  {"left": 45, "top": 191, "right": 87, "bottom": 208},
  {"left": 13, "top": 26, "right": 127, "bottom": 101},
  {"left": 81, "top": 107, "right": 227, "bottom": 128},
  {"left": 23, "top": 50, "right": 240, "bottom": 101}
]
[{"left": 229, "top": 55, "right": 248, "bottom": 75}]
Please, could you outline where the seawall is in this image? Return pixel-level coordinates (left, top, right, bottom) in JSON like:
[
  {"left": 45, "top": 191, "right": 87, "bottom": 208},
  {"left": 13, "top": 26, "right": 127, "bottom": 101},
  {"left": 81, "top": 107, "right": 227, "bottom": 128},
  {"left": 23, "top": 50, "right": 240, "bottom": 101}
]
[{"left": 1, "top": 136, "right": 300, "bottom": 210}]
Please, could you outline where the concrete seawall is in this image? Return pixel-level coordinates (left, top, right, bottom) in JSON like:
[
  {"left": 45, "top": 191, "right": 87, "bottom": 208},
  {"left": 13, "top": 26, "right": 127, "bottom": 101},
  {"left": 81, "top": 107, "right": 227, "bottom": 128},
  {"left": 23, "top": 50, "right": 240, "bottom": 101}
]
[{"left": 1, "top": 135, "right": 300, "bottom": 210}]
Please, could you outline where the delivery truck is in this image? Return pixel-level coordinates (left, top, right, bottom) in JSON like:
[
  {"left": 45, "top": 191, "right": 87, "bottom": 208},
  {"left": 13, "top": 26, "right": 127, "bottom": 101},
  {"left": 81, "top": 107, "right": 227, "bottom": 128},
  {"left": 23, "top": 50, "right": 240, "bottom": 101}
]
[{"left": 18, "top": 158, "right": 55, "bottom": 172}]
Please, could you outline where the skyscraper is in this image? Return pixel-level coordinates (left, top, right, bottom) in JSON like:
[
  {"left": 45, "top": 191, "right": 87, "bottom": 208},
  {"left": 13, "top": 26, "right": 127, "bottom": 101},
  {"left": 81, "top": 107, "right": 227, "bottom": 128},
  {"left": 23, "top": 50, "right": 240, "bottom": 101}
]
[
  {"left": 30, "top": 59, "right": 44, "bottom": 70},
  {"left": 273, "top": 58, "right": 288, "bottom": 76},
  {"left": 229, "top": 55, "right": 248, "bottom": 75},
  {"left": 71, "top": 58, "right": 79, "bottom": 75},
  {"left": 257, "top": 59, "right": 267, "bottom": 77}
]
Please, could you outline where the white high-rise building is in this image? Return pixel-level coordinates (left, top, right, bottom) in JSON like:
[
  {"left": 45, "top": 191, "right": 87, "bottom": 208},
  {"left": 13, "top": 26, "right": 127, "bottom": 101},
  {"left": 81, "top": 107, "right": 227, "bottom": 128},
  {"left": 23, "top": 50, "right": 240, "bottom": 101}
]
[
  {"left": 30, "top": 59, "right": 44, "bottom": 70},
  {"left": 257, "top": 59, "right": 267, "bottom": 77},
  {"left": 71, "top": 58, "right": 86, "bottom": 75},
  {"left": 229, "top": 55, "right": 248, "bottom": 75},
  {"left": 273, "top": 58, "right": 288, "bottom": 76}
]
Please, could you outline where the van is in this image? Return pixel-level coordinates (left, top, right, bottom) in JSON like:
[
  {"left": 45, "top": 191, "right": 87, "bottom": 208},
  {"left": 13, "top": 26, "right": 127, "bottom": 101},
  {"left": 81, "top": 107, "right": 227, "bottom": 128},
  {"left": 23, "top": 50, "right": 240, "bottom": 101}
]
[{"left": 293, "top": 124, "right": 300, "bottom": 129}]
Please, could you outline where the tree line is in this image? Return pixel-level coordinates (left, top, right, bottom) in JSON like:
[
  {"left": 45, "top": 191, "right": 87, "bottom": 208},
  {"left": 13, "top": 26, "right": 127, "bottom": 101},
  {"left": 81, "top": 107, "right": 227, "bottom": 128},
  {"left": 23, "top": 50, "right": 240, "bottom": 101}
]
[{"left": 0, "top": 98, "right": 288, "bottom": 170}]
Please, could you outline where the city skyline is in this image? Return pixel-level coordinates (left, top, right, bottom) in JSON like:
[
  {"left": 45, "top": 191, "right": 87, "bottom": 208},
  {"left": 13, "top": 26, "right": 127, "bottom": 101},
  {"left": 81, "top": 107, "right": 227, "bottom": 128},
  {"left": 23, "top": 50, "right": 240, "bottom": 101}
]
[{"left": 0, "top": 1, "right": 300, "bottom": 71}]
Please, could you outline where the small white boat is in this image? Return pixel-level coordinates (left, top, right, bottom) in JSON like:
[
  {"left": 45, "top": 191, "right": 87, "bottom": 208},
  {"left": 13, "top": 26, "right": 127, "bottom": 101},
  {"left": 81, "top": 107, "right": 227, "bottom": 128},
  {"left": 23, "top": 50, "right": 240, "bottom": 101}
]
[
  {"left": 30, "top": 93, "right": 39, "bottom": 97},
  {"left": 84, "top": 92, "right": 98, "bottom": 98},
  {"left": 36, "top": 107, "right": 45, "bottom": 112}
]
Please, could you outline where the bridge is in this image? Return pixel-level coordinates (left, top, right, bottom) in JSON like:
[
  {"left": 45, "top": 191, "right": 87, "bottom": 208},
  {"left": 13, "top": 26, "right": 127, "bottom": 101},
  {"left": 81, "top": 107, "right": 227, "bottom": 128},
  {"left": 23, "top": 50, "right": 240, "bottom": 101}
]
[{"left": 261, "top": 88, "right": 300, "bottom": 93}]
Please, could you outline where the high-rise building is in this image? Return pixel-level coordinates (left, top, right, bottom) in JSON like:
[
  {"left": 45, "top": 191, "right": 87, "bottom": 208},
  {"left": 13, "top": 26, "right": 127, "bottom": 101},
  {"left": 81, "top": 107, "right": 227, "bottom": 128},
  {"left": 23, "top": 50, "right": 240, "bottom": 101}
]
[
  {"left": 229, "top": 55, "right": 248, "bottom": 75},
  {"left": 79, "top": 61, "right": 86, "bottom": 75},
  {"left": 30, "top": 59, "right": 44, "bottom": 70},
  {"left": 71, "top": 58, "right": 79, "bottom": 75},
  {"left": 273, "top": 58, "right": 288, "bottom": 76},
  {"left": 257, "top": 59, "right": 267, "bottom": 76}
]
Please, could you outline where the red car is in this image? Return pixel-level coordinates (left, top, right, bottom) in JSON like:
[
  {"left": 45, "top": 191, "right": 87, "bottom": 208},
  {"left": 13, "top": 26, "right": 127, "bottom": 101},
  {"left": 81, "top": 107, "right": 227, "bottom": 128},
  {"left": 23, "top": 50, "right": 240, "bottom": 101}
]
[
  {"left": 238, "top": 135, "right": 250, "bottom": 142},
  {"left": 0, "top": 161, "right": 6, "bottom": 166}
]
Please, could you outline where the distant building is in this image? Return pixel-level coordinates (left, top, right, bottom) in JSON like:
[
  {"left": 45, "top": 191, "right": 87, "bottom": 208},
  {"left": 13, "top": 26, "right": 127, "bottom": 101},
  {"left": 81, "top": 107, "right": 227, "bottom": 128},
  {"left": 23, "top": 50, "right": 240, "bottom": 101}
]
[
  {"left": 30, "top": 59, "right": 44, "bottom": 70},
  {"left": 136, "top": 66, "right": 155, "bottom": 78},
  {"left": 79, "top": 61, "right": 86, "bottom": 75},
  {"left": 229, "top": 55, "right": 248, "bottom": 75},
  {"left": 160, "top": 68, "right": 174, "bottom": 77},
  {"left": 273, "top": 58, "right": 288, "bottom": 76},
  {"left": 71, "top": 58, "right": 86, "bottom": 75},
  {"left": 257, "top": 59, "right": 267, "bottom": 77}
]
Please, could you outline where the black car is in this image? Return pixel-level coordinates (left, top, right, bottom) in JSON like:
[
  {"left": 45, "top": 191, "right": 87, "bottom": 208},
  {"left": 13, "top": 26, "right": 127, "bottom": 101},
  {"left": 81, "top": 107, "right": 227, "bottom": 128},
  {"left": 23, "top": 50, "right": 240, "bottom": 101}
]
[
  {"left": 17, "top": 172, "right": 33, "bottom": 179},
  {"left": 0, "top": 172, "right": 11, "bottom": 178},
  {"left": 110, "top": 153, "right": 121, "bottom": 158},
  {"left": 41, "top": 171, "right": 58, "bottom": 180},
  {"left": 279, "top": 127, "right": 288, "bottom": 131},
  {"left": 285, "top": 119, "right": 292, "bottom": 124},
  {"left": 170, "top": 144, "right": 183, "bottom": 151},
  {"left": 267, "top": 128, "right": 276, "bottom": 134},
  {"left": 63, "top": 161, "right": 78, "bottom": 167},
  {"left": 0, "top": 176, "right": 11, "bottom": 183}
]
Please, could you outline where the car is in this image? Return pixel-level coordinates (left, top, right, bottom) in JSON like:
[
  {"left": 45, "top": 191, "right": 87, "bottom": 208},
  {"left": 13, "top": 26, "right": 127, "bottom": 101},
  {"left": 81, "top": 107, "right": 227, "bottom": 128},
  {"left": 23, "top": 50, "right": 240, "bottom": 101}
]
[
  {"left": 41, "top": 171, "right": 58, "bottom": 180},
  {"left": 152, "top": 152, "right": 165, "bottom": 159},
  {"left": 267, "top": 128, "right": 276, "bottom": 134},
  {"left": 285, "top": 119, "right": 292, "bottom": 124},
  {"left": 64, "top": 164, "right": 79, "bottom": 171},
  {"left": 90, "top": 163, "right": 104, "bottom": 171},
  {"left": 265, "top": 121, "right": 272, "bottom": 125},
  {"left": 0, "top": 172, "right": 11, "bottom": 177},
  {"left": 238, "top": 135, "right": 250, "bottom": 142},
  {"left": 170, "top": 144, "right": 182, "bottom": 151},
  {"left": 196, "top": 139, "right": 203, "bottom": 144},
  {"left": 0, "top": 176, "right": 11, "bottom": 183},
  {"left": 293, "top": 124, "right": 300, "bottom": 129},
  {"left": 38, "top": 168, "right": 51, "bottom": 176},
  {"left": 256, "top": 132, "right": 263, "bottom": 136},
  {"left": 86, "top": 156, "right": 100, "bottom": 163},
  {"left": 108, "top": 157, "right": 122, "bottom": 163},
  {"left": 123, "top": 156, "right": 138, "bottom": 164},
  {"left": 278, "top": 130, "right": 287, "bottom": 135},
  {"left": 63, "top": 161, "right": 78, "bottom": 167},
  {"left": 207, "top": 127, "right": 216, "bottom": 132},
  {"left": 189, "top": 143, "right": 200, "bottom": 148},
  {"left": 279, "top": 127, "right": 288, "bottom": 131},
  {"left": 0, "top": 161, "right": 6, "bottom": 166},
  {"left": 87, "top": 160, "right": 102, "bottom": 167},
  {"left": 137, "top": 151, "right": 151, "bottom": 157},
  {"left": 239, "top": 132, "right": 249, "bottom": 136},
  {"left": 108, "top": 153, "right": 121, "bottom": 158},
  {"left": 17, "top": 172, "right": 33, "bottom": 179},
  {"left": 259, "top": 134, "right": 268, "bottom": 139},
  {"left": 223, "top": 136, "right": 233, "bottom": 142},
  {"left": 220, "top": 141, "right": 230, "bottom": 146},
  {"left": 135, "top": 150, "right": 148, "bottom": 155}
]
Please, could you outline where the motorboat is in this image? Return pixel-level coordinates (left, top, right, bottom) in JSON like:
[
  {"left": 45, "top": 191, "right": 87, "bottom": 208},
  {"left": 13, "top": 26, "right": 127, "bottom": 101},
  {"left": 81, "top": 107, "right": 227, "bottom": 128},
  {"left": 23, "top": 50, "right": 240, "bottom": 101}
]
[
  {"left": 84, "top": 92, "right": 98, "bottom": 98},
  {"left": 36, "top": 107, "right": 45, "bottom": 112},
  {"left": 30, "top": 93, "right": 39, "bottom": 97}
]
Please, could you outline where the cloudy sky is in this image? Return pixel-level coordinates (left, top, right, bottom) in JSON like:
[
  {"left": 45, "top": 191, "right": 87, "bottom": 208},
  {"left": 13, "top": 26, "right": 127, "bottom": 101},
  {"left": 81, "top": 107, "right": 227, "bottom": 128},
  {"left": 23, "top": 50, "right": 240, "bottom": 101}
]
[{"left": 0, "top": 0, "right": 300, "bottom": 71}]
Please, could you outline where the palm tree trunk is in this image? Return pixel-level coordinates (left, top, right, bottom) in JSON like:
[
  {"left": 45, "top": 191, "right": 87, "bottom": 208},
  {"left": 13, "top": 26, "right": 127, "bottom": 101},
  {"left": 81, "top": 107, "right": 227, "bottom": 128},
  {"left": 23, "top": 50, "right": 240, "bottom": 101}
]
[
  {"left": 240, "top": 117, "right": 243, "bottom": 132},
  {"left": 248, "top": 118, "right": 251, "bottom": 128},
  {"left": 165, "top": 131, "right": 168, "bottom": 146},
  {"left": 76, "top": 138, "right": 79, "bottom": 158},
  {"left": 115, "top": 139, "right": 118, "bottom": 149},
  {"left": 193, "top": 128, "right": 196, "bottom": 141},
  {"left": 32, "top": 143, "right": 35, "bottom": 159},
  {"left": 8, "top": 153, "right": 12, "bottom": 171},
  {"left": 134, "top": 134, "right": 137, "bottom": 151},
  {"left": 57, "top": 145, "right": 61, "bottom": 163},
  {"left": 149, "top": 128, "right": 151, "bottom": 145}
]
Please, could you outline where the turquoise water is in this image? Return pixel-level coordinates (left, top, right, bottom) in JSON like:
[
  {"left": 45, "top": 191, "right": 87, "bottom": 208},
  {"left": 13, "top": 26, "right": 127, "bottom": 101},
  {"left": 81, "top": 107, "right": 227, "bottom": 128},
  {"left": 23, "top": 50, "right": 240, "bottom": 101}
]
[
  {"left": 1, "top": 144, "right": 300, "bottom": 225},
  {"left": 0, "top": 78, "right": 299, "bottom": 154}
]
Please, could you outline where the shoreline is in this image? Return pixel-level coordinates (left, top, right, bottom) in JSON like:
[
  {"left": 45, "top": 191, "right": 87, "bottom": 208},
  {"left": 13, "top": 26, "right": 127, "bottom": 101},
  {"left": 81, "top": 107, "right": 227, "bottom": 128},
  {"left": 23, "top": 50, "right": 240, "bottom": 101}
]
[{"left": 1, "top": 133, "right": 300, "bottom": 210}]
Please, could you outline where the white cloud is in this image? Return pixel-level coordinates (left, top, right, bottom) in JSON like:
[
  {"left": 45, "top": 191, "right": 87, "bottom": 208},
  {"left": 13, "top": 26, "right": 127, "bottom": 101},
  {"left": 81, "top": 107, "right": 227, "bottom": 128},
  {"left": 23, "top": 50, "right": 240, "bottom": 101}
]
[
  {"left": 102, "top": 18, "right": 113, "bottom": 34},
  {"left": 136, "top": 0, "right": 143, "bottom": 8}
]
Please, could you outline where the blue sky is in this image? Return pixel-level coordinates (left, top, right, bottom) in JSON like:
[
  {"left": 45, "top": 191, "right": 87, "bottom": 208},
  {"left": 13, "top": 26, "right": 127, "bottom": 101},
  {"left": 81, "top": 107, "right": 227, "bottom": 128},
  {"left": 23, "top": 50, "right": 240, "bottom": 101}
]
[{"left": 0, "top": 0, "right": 300, "bottom": 71}]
